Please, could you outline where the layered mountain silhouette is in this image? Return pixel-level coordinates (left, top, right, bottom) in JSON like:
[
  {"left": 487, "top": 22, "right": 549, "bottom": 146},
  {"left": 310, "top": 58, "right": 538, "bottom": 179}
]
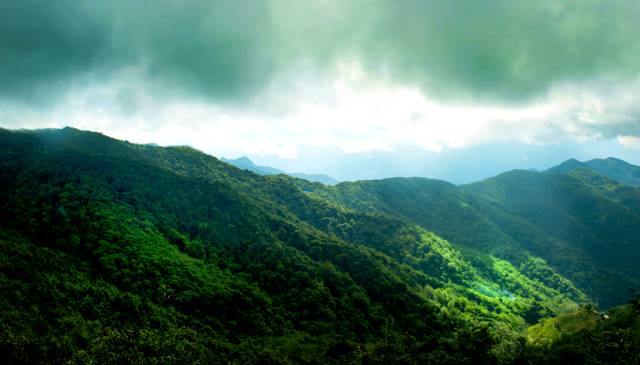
[
  {"left": 548, "top": 157, "right": 640, "bottom": 187},
  {"left": 221, "top": 156, "right": 338, "bottom": 185},
  {"left": 1, "top": 127, "right": 638, "bottom": 364}
]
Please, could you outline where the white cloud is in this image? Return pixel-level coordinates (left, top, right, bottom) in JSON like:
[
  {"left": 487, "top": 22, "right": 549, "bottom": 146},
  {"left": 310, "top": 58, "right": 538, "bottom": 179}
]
[
  {"left": 2, "top": 63, "right": 640, "bottom": 158},
  {"left": 618, "top": 136, "right": 640, "bottom": 149}
]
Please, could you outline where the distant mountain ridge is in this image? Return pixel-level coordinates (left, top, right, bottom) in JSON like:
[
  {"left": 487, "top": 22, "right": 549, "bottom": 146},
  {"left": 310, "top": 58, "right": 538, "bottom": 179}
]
[
  {"left": 547, "top": 157, "right": 640, "bottom": 187},
  {"left": 221, "top": 156, "right": 338, "bottom": 185}
]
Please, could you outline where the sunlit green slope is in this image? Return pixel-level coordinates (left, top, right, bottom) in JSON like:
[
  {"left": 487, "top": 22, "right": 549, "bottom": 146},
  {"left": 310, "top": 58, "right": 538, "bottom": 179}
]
[
  {"left": 525, "top": 302, "right": 640, "bottom": 364},
  {"left": 0, "top": 127, "right": 594, "bottom": 364},
  {"left": 300, "top": 168, "right": 640, "bottom": 308}
]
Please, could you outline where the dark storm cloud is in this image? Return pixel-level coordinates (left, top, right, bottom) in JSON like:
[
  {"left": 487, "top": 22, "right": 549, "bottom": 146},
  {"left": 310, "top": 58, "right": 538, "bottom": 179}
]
[
  {"left": 2, "top": 0, "right": 640, "bottom": 103},
  {"left": 0, "top": 0, "right": 278, "bottom": 102},
  {"left": 311, "top": 0, "right": 640, "bottom": 101},
  {"left": 0, "top": 1, "right": 115, "bottom": 99}
]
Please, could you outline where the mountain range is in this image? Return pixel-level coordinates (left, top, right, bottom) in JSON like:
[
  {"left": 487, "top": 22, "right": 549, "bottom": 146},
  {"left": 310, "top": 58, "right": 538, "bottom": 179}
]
[
  {"left": 246, "top": 140, "right": 640, "bottom": 184},
  {"left": 548, "top": 157, "right": 640, "bottom": 187},
  {"left": 220, "top": 156, "right": 338, "bottom": 185},
  {"left": 1, "top": 127, "right": 638, "bottom": 364}
]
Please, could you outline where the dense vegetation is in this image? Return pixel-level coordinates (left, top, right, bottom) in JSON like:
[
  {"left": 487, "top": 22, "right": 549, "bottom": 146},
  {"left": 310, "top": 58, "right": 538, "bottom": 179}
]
[
  {"left": 524, "top": 298, "right": 640, "bottom": 364},
  {"left": 303, "top": 169, "right": 640, "bottom": 308},
  {"left": 0, "top": 127, "right": 638, "bottom": 364},
  {"left": 548, "top": 157, "right": 640, "bottom": 187}
]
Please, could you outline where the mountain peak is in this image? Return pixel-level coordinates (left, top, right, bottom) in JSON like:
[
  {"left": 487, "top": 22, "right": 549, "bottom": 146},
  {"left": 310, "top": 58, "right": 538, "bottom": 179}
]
[
  {"left": 546, "top": 158, "right": 589, "bottom": 174},
  {"left": 603, "top": 156, "right": 630, "bottom": 165},
  {"left": 221, "top": 155, "right": 338, "bottom": 185},
  {"left": 233, "top": 156, "right": 254, "bottom": 165},
  {"left": 547, "top": 157, "right": 640, "bottom": 187}
]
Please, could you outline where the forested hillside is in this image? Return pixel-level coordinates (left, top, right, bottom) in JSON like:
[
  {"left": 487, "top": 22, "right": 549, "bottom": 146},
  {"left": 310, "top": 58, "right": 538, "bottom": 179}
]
[
  {"left": 303, "top": 167, "right": 640, "bottom": 308},
  {"left": 1, "top": 128, "right": 638, "bottom": 364},
  {"left": 548, "top": 157, "right": 640, "bottom": 187}
]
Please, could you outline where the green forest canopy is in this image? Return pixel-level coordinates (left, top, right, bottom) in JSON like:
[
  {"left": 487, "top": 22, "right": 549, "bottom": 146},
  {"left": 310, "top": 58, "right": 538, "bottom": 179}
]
[{"left": 1, "top": 127, "right": 639, "bottom": 364}]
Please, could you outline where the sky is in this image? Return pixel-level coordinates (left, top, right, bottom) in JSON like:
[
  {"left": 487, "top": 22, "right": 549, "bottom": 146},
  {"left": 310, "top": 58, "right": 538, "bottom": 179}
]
[{"left": 2, "top": 0, "right": 640, "bottom": 182}]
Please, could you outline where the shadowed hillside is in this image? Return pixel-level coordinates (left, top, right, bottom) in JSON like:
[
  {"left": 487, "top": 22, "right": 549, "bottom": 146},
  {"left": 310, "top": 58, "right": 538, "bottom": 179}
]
[{"left": 301, "top": 170, "right": 640, "bottom": 308}]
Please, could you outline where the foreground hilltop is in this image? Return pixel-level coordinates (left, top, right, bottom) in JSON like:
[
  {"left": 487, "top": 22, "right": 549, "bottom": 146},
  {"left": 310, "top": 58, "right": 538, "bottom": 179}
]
[{"left": 0, "top": 127, "right": 638, "bottom": 364}]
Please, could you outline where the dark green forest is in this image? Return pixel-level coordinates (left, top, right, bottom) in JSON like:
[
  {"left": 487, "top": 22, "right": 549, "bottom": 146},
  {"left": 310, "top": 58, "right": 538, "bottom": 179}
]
[{"left": 1, "top": 128, "right": 639, "bottom": 364}]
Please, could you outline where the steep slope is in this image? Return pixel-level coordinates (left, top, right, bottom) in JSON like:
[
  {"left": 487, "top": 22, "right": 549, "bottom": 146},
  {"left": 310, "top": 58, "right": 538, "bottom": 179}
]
[
  {"left": 464, "top": 170, "right": 640, "bottom": 308},
  {"left": 565, "top": 168, "right": 640, "bottom": 216},
  {"left": 0, "top": 127, "right": 585, "bottom": 364},
  {"left": 546, "top": 158, "right": 591, "bottom": 175},
  {"left": 525, "top": 302, "right": 640, "bottom": 364},
  {"left": 304, "top": 177, "right": 519, "bottom": 253},
  {"left": 585, "top": 157, "right": 640, "bottom": 187},
  {"left": 301, "top": 170, "right": 640, "bottom": 308},
  {"left": 0, "top": 128, "right": 434, "bottom": 363}
]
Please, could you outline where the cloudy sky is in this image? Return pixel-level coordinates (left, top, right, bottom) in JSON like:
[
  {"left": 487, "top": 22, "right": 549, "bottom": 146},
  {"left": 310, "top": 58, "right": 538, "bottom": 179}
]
[{"left": 2, "top": 0, "right": 640, "bottom": 181}]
